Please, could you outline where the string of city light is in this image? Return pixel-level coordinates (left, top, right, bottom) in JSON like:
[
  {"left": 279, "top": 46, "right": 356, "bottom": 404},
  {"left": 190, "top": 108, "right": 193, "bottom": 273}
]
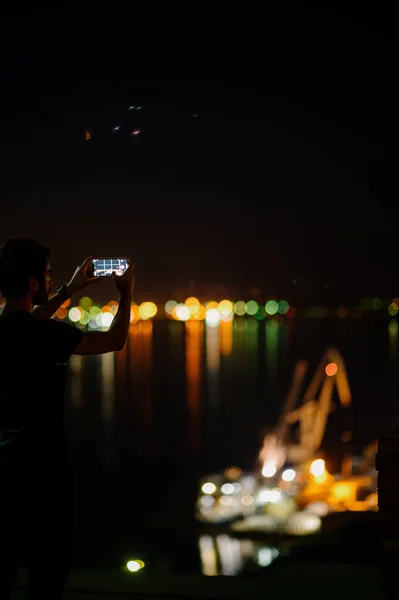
[
  {"left": 54, "top": 296, "right": 295, "bottom": 330},
  {"left": 53, "top": 296, "right": 399, "bottom": 330}
]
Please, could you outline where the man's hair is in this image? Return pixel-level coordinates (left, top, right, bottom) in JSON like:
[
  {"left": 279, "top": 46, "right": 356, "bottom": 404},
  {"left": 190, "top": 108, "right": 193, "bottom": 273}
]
[{"left": 0, "top": 239, "right": 50, "bottom": 300}]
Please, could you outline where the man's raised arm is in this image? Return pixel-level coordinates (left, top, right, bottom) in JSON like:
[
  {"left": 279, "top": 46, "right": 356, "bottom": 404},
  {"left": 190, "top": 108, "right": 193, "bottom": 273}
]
[{"left": 74, "top": 263, "right": 134, "bottom": 356}]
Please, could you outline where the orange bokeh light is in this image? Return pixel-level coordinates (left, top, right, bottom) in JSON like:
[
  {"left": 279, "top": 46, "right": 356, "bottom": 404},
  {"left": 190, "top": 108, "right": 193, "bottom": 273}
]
[
  {"left": 130, "top": 304, "right": 140, "bottom": 324},
  {"left": 185, "top": 296, "right": 200, "bottom": 307},
  {"left": 61, "top": 298, "right": 71, "bottom": 309},
  {"left": 325, "top": 362, "right": 338, "bottom": 377},
  {"left": 56, "top": 307, "right": 68, "bottom": 320}
]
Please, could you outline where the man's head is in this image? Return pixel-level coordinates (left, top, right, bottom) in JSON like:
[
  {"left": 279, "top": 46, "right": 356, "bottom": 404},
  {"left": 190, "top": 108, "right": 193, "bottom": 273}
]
[{"left": 0, "top": 239, "right": 52, "bottom": 305}]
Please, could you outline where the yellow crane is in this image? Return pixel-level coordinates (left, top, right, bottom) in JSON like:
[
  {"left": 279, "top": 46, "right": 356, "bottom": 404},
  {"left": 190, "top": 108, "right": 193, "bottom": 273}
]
[{"left": 260, "top": 348, "right": 352, "bottom": 472}]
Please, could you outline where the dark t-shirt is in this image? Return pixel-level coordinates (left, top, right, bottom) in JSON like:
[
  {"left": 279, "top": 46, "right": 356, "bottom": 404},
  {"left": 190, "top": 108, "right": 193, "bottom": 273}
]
[{"left": 0, "top": 310, "right": 84, "bottom": 477}]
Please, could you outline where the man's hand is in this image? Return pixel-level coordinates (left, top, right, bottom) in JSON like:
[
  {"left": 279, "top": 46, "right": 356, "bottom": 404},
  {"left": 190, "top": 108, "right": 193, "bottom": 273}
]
[
  {"left": 66, "top": 255, "right": 100, "bottom": 295},
  {"left": 112, "top": 261, "right": 134, "bottom": 297}
]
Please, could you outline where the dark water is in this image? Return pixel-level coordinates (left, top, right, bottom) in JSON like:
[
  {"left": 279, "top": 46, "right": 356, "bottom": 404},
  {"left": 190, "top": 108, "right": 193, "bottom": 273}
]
[{"left": 65, "top": 316, "right": 399, "bottom": 573}]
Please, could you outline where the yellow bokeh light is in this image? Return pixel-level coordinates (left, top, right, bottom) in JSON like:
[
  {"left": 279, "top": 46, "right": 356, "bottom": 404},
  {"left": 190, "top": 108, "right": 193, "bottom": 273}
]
[
  {"left": 218, "top": 299, "right": 233, "bottom": 317},
  {"left": 165, "top": 300, "right": 177, "bottom": 315},
  {"left": 139, "top": 302, "right": 158, "bottom": 320},
  {"left": 202, "top": 482, "right": 217, "bottom": 495},
  {"left": 234, "top": 301, "right": 246, "bottom": 316},
  {"left": 185, "top": 297, "right": 201, "bottom": 318},
  {"left": 185, "top": 296, "right": 200, "bottom": 307},
  {"left": 126, "top": 560, "right": 141, "bottom": 572},
  {"left": 195, "top": 304, "right": 206, "bottom": 320},
  {"left": 205, "top": 301, "right": 218, "bottom": 311}
]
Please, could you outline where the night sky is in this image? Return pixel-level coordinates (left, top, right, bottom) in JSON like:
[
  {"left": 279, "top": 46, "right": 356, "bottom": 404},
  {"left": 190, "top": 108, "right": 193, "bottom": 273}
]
[{"left": 0, "top": 10, "right": 395, "bottom": 303}]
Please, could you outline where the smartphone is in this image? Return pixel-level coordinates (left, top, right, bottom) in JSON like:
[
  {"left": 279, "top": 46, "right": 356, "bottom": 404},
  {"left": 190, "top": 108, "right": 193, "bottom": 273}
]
[{"left": 92, "top": 257, "right": 129, "bottom": 277}]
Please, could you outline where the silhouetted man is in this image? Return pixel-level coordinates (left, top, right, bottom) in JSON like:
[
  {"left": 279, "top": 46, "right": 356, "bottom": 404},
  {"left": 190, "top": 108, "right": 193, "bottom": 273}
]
[{"left": 0, "top": 239, "right": 134, "bottom": 599}]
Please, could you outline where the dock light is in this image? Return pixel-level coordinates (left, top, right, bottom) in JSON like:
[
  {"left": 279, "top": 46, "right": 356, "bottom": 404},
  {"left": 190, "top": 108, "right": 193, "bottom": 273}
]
[
  {"left": 202, "top": 482, "right": 217, "bottom": 495},
  {"left": 282, "top": 469, "right": 296, "bottom": 482},
  {"left": 127, "top": 560, "right": 144, "bottom": 572}
]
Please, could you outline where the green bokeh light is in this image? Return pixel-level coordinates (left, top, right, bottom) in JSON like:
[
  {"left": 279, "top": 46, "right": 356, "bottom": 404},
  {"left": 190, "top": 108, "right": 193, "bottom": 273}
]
[
  {"left": 234, "top": 301, "right": 246, "bottom": 316},
  {"left": 79, "top": 296, "right": 92, "bottom": 311},
  {"left": 265, "top": 300, "right": 279, "bottom": 316},
  {"left": 278, "top": 300, "right": 290, "bottom": 315},
  {"left": 245, "top": 300, "right": 259, "bottom": 316}
]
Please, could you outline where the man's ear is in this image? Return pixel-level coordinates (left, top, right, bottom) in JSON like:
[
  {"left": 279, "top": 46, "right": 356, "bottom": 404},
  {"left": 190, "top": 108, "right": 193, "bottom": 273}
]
[{"left": 29, "top": 276, "right": 39, "bottom": 294}]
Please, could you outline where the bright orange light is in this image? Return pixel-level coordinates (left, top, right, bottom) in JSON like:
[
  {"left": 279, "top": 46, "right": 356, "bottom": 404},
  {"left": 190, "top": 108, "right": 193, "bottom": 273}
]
[
  {"left": 186, "top": 297, "right": 201, "bottom": 319},
  {"left": 61, "top": 298, "right": 71, "bottom": 309},
  {"left": 325, "top": 362, "right": 338, "bottom": 377},
  {"left": 56, "top": 307, "right": 68, "bottom": 320},
  {"left": 108, "top": 300, "right": 118, "bottom": 307},
  {"left": 185, "top": 296, "right": 200, "bottom": 307},
  {"left": 101, "top": 305, "right": 112, "bottom": 313},
  {"left": 195, "top": 305, "right": 206, "bottom": 320},
  {"left": 130, "top": 304, "right": 140, "bottom": 324}
]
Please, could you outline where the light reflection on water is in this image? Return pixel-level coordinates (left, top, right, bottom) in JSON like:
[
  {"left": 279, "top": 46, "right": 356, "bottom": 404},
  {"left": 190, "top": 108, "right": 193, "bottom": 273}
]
[{"left": 66, "top": 317, "right": 399, "bottom": 574}]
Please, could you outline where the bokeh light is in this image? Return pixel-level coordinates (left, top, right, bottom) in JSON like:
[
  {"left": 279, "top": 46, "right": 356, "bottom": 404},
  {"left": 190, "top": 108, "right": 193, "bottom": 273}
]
[
  {"left": 310, "top": 459, "right": 325, "bottom": 477},
  {"left": 218, "top": 299, "right": 234, "bottom": 317},
  {"left": 100, "top": 312, "right": 114, "bottom": 328},
  {"left": 205, "top": 301, "right": 219, "bottom": 311},
  {"left": 130, "top": 304, "right": 140, "bottom": 324},
  {"left": 262, "top": 463, "right": 277, "bottom": 478},
  {"left": 255, "top": 306, "right": 266, "bottom": 320},
  {"left": 245, "top": 300, "right": 259, "bottom": 316},
  {"left": 388, "top": 302, "right": 398, "bottom": 317},
  {"left": 139, "top": 302, "right": 157, "bottom": 320},
  {"left": 325, "top": 362, "right": 338, "bottom": 376},
  {"left": 79, "top": 296, "right": 92, "bottom": 311},
  {"left": 107, "top": 300, "right": 119, "bottom": 315},
  {"left": 282, "top": 469, "right": 296, "bottom": 482},
  {"left": 165, "top": 300, "right": 177, "bottom": 316},
  {"left": 265, "top": 300, "right": 279, "bottom": 316},
  {"left": 185, "top": 297, "right": 201, "bottom": 319},
  {"left": 126, "top": 560, "right": 144, "bottom": 573},
  {"left": 234, "top": 301, "right": 246, "bottom": 316},
  {"left": 79, "top": 310, "right": 90, "bottom": 326},
  {"left": 205, "top": 308, "right": 220, "bottom": 326},
  {"left": 56, "top": 307, "right": 68, "bottom": 320},
  {"left": 202, "top": 482, "right": 217, "bottom": 495},
  {"left": 278, "top": 300, "right": 290, "bottom": 315},
  {"left": 89, "top": 305, "right": 101, "bottom": 318},
  {"left": 174, "top": 303, "right": 191, "bottom": 321},
  {"left": 68, "top": 307, "right": 82, "bottom": 323},
  {"left": 372, "top": 297, "right": 383, "bottom": 311}
]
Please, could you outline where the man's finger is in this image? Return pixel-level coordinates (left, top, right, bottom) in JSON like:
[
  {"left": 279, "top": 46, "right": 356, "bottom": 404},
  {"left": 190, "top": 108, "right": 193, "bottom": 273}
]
[{"left": 82, "top": 254, "right": 96, "bottom": 266}]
